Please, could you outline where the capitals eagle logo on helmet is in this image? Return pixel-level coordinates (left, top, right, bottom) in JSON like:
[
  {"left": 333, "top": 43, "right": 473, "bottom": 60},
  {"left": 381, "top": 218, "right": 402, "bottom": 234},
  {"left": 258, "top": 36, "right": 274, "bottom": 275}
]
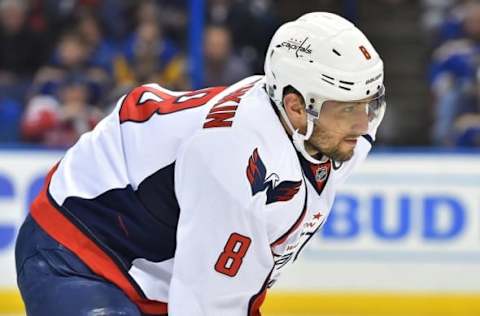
[{"left": 246, "top": 148, "right": 302, "bottom": 204}]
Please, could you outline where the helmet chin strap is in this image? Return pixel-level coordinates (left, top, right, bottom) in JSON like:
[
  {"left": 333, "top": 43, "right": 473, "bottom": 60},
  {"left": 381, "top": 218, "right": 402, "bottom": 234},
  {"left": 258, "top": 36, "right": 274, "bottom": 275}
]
[
  {"left": 277, "top": 103, "right": 328, "bottom": 164},
  {"left": 292, "top": 115, "right": 329, "bottom": 164}
]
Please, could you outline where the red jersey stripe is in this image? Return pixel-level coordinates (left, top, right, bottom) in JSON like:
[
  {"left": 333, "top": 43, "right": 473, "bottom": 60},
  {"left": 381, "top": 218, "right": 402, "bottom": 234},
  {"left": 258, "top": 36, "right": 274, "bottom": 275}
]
[{"left": 249, "top": 288, "right": 267, "bottom": 316}]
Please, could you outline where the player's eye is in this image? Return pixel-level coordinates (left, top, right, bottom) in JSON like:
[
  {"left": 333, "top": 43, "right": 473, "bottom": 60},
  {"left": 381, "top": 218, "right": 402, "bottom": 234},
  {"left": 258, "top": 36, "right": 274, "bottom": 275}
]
[{"left": 343, "top": 105, "right": 356, "bottom": 113}]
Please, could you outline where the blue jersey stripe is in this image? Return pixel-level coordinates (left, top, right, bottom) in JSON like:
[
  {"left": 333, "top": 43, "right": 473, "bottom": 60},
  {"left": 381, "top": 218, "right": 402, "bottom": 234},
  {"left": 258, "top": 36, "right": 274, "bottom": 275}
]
[{"left": 61, "top": 163, "right": 179, "bottom": 268}]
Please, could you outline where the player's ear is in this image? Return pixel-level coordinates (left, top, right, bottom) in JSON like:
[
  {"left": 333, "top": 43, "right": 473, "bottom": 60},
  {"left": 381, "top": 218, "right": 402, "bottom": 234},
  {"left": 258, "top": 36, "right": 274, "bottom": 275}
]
[{"left": 283, "top": 92, "right": 307, "bottom": 131}]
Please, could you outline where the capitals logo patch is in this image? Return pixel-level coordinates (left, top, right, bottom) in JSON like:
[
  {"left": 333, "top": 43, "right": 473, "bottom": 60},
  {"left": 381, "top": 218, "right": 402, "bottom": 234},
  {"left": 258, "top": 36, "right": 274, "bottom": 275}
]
[{"left": 246, "top": 148, "right": 302, "bottom": 204}]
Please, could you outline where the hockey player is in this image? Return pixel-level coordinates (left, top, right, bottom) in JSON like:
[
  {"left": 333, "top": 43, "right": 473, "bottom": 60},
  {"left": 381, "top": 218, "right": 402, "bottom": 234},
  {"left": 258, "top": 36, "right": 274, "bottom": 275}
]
[{"left": 15, "top": 12, "right": 385, "bottom": 316}]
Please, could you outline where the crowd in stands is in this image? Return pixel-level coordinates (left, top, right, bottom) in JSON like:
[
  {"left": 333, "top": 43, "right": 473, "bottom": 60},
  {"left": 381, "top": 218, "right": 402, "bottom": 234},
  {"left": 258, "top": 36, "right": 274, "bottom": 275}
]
[
  {"left": 2, "top": 0, "right": 480, "bottom": 148},
  {"left": 0, "top": 0, "right": 278, "bottom": 147},
  {"left": 424, "top": 0, "right": 480, "bottom": 146}
]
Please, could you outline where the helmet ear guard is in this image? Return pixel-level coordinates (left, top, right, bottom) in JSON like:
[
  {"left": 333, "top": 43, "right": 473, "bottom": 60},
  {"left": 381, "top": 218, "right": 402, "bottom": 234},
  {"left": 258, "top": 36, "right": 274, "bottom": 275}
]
[{"left": 264, "top": 12, "right": 385, "bottom": 162}]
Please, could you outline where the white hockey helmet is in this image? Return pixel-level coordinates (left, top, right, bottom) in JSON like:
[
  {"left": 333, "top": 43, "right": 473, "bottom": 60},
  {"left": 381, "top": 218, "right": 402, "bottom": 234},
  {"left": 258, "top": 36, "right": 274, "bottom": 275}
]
[{"left": 264, "top": 12, "right": 385, "bottom": 163}]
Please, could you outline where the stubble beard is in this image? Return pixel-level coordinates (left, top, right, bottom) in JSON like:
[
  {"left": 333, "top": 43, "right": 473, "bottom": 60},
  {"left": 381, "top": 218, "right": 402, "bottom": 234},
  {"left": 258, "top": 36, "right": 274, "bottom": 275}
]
[
  {"left": 323, "top": 144, "right": 355, "bottom": 162},
  {"left": 305, "top": 130, "right": 355, "bottom": 162}
]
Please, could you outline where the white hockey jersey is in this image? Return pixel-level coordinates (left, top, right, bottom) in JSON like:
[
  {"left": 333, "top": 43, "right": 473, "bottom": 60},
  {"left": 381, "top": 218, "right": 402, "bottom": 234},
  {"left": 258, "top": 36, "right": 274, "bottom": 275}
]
[{"left": 30, "top": 76, "right": 374, "bottom": 315}]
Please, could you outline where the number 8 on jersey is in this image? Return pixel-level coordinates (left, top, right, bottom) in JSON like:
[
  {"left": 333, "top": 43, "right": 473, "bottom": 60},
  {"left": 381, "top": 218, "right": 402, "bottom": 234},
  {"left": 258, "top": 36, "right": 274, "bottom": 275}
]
[{"left": 215, "top": 233, "right": 251, "bottom": 277}]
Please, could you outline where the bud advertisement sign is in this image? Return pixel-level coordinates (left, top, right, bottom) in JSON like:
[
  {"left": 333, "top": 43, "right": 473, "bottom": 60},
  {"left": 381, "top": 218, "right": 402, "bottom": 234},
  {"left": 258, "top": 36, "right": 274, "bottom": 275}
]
[
  {"left": 276, "top": 152, "right": 480, "bottom": 292},
  {"left": 0, "top": 150, "right": 479, "bottom": 293}
]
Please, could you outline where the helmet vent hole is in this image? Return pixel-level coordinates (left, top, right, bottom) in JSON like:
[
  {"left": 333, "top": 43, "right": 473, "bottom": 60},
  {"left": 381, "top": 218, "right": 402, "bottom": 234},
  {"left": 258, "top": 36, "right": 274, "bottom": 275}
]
[
  {"left": 273, "top": 84, "right": 277, "bottom": 90},
  {"left": 322, "top": 74, "right": 334, "bottom": 80},
  {"left": 310, "top": 98, "right": 315, "bottom": 104},
  {"left": 332, "top": 49, "right": 341, "bottom": 56},
  {"left": 339, "top": 80, "right": 354, "bottom": 85},
  {"left": 321, "top": 78, "right": 334, "bottom": 85},
  {"left": 339, "top": 86, "right": 351, "bottom": 91},
  {"left": 309, "top": 60, "right": 314, "bottom": 63},
  {"left": 366, "top": 90, "right": 370, "bottom": 95}
]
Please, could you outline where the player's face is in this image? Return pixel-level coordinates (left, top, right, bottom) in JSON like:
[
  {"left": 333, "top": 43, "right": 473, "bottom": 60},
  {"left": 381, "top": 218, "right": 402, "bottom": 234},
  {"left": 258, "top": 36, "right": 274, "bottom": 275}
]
[{"left": 305, "top": 98, "right": 370, "bottom": 162}]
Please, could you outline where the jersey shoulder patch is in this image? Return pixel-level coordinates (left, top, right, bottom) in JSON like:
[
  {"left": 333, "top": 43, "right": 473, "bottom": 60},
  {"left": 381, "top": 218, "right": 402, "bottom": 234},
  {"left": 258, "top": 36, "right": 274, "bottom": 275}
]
[{"left": 246, "top": 148, "right": 302, "bottom": 204}]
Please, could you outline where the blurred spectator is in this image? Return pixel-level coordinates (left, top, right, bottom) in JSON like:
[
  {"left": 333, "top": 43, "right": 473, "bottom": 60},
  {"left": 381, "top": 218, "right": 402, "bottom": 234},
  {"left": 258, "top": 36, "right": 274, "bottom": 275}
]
[
  {"left": 135, "top": 0, "right": 160, "bottom": 24},
  {"left": 95, "top": 0, "right": 131, "bottom": 41},
  {"left": 429, "top": 1, "right": 480, "bottom": 146},
  {"left": 21, "top": 76, "right": 103, "bottom": 148},
  {"left": 126, "top": 0, "right": 188, "bottom": 48},
  {"left": 32, "top": 30, "right": 111, "bottom": 105},
  {"left": 34, "top": 0, "right": 131, "bottom": 48},
  {"left": 0, "top": 0, "right": 48, "bottom": 79},
  {"left": 421, "top": 0, "right": 458, "bottom": 40},
  {"left": 40, "top": 0, "right": 100, "bottom": 33},
  {"left": 75, "top": 10, "right": 118, "bottom": 74},
  {"left": 207, "top": 0, "right": 279, "bottom": 73},
  {"left": 0, "top": 0, "right": 48, "bottom": 87},
  {"left": 115, "top": 19, "right": 188, "bottom": 89},
  {"left": 421, "top": 0, "right": 471, "bottom": 49},
  {"left": 453, "top": 113, "right": 480, "bottom": 145},
  {"left": 203, "top": 25, "right": 251, "bottom": 87},
  {"left": 156, "top": 0, "right": 188, "bottom": 47}
]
